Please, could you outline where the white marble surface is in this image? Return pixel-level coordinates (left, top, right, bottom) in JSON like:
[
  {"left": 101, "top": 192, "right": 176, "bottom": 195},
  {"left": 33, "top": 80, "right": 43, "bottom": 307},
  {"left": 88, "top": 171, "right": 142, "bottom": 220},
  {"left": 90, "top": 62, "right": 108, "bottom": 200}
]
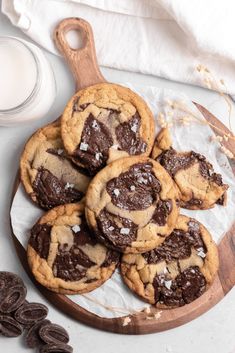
[{"left": 0, "top": 8, "right": 234, "bottom": 353}]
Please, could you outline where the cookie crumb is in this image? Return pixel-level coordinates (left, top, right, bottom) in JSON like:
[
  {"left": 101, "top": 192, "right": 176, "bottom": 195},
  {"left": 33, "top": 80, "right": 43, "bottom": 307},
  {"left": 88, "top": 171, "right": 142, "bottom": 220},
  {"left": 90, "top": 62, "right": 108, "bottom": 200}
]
[
  {"left": 143, "top": 307, "right": 151, "bottom": 314},
  {"left": 122, "top": 316, "right": 131, "bottom": 327},
  {"left": 154, "top": 311, "right": 162, "bottom": 319},
  {"left": 220, "top": 145, "right": 234, "bottom": 159}
]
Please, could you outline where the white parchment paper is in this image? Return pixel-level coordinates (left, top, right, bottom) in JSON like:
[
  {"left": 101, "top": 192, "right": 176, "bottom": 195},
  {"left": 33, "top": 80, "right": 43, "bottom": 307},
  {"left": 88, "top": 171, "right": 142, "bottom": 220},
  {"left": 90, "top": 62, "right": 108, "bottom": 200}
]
[{"left": 10, "top": 85, "right": 235, "bottom": 318}]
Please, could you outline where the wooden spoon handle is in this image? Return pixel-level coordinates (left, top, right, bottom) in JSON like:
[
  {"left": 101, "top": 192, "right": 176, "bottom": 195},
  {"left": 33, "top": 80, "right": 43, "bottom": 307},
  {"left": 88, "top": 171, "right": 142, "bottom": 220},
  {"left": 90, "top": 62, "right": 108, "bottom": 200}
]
[{"left": 54, "top": 17, "right": 106, "bottom": 91}]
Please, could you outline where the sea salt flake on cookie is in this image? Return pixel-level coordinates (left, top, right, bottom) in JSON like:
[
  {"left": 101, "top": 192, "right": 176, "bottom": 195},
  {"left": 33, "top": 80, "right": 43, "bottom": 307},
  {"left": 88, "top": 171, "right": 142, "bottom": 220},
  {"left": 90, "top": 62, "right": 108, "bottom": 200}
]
[
  {"left": 65, "top": 182, "right": 74, "bottom": 190},
  {"left": 80, "top": 142, "right": 89, "bottom": 151},
  {"left": 164, "top": 280, "right": 172, "bottom": 290},
  {"left": 197, "top": 248, "right": 206, "bottom": 258},
  {"left": 72, "top": 225, "right": 81, "bottom": 233},
  {"left": 113, "top": 189, "right": 120, "bottom": 196},
  {"left": 131, "top": 124, "right": 138, "bottom": 133},
  {"left": 92, "top": 120, "right": 99, "bottom": 129},
  {"left": 120, "top": 228, "right": 130, "bottom": 235},
  {"left": 95, "top": 152, "right": 102, "bottom": 161},
  {"left": 57, "top": 149, "right": 64, "bottom": 155}
]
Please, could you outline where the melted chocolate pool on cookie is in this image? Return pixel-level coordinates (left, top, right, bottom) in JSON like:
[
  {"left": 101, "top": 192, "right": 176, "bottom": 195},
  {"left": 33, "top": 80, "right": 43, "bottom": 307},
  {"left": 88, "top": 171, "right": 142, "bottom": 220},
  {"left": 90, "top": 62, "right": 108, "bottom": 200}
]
[
  {"left": 96, "top": 162, "right": 173, "bottom": 250},
  {"left": 153, "top": 266, "right": 206, "bottom": 306},
  {"left": 115, "top": 113, "right": 147, "bottom": 155},
  {"left": 32, "top": 167, "right": 83, "bottom": 210},
  {"left": 157, "top": 148, "right": 226, "bottom": 206},
  {"left": 74, "top": 114, "right": 113, "bottom": 175},
  {"left": 143, "top": 220, "right": 207, "bottom": 306},
  {"left": 158, "top": 148, "right": 222, "bottom": 184},
  {"left": 97, "top": 210, "right": 138, "bottom": 251},
  {"left": 106, "top": 163, "right": 161, "bottom": 210},
  {"left": 29, "top": 220, "right": 119, "bottom": 283},
  {"left": 73, "top": 108, "right": 147, "bottom": 175},
  {"left": 143, "top": 220, "right": 206, "bottom": 263}
]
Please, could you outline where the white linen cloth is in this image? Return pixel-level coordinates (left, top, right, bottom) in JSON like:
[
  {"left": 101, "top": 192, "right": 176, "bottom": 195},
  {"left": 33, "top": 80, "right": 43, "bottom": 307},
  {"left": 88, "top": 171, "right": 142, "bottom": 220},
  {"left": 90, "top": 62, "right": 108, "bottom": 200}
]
[{"left": 2, "top": 0, "right": 235, "bottom": 93}]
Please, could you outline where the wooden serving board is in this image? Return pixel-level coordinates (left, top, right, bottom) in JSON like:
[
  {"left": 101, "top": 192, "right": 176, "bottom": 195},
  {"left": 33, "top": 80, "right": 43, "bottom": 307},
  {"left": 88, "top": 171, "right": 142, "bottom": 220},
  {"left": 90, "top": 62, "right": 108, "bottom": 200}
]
[{"left": 9, "top": 18, "right": 235, "bottom": 334}]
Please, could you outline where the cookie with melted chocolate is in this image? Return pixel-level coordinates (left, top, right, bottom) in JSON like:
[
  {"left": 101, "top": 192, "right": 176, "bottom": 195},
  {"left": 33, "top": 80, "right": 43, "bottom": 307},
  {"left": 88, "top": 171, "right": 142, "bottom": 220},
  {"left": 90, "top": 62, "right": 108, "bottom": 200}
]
[
  {"left": 152, "top": 128, "right": 228, "bottom": 209},
  {"left": 20, "top": 121, "right": 91, "bottom": 210},
  {"left": 61, "top": 83, "right": 155, "bottom": 175},
  {"left": 85, "top": 156, "right": 179, "bottom": 254},
  {"left": 27, "top": 203, "right": 119, "bottom": 294},
  {"left": 121, "top": 215, "right": 219, "bottom": 307}
]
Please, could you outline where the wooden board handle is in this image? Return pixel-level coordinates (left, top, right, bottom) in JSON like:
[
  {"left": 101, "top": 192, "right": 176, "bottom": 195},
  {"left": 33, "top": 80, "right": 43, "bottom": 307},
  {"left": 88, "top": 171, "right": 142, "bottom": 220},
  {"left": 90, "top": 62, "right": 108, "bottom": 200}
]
[
  {"left": 218, "top": 224, "right": 235, "bottom": 293},
  {"left": 194, "top": 102, "right": 235, "bottom": 292},
  {"left": 54, "top": 17, "right": 106, "bottom": 90}
]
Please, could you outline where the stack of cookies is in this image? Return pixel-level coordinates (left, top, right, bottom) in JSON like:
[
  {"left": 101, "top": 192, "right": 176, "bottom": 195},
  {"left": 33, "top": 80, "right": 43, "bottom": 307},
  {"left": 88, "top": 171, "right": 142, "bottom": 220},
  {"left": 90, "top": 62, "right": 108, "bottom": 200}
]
[{"left": 20, "top": 83, "right": 228, "bottom": 309}]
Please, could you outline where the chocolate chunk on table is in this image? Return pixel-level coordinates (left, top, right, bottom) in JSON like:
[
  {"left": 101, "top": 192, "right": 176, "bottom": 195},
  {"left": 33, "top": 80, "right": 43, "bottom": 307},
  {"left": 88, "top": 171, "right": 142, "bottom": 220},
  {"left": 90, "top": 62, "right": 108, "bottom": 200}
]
[
  {"left": 25, "top": 319, "right": 51, "bottom": 348},
  {"left": 15, "top": 302, "right": 48, "bottom": 326},
  {"left": 39, "top": 323, "right": 69, "bottom": 345},
  {"left": 0, "top": 315, "right": 23, "bottom": 337}
]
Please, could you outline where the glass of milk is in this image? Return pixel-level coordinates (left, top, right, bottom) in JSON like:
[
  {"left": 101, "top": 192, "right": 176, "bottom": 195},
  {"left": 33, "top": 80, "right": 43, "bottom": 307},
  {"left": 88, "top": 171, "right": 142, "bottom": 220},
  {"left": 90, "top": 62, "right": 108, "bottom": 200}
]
[{"left": 0, "top": 37, "right": 56, "bottom": 126}]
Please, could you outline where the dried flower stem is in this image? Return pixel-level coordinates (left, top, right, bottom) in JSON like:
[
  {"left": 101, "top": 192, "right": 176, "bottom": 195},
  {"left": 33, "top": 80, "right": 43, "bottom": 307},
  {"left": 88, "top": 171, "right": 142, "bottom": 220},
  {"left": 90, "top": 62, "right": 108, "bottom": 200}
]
[
  {"left": 168, "top": 99, "right": 235, "bottom": 142},
  {"left": 196, "top": 64, "right": 233, "bottom": 132}
]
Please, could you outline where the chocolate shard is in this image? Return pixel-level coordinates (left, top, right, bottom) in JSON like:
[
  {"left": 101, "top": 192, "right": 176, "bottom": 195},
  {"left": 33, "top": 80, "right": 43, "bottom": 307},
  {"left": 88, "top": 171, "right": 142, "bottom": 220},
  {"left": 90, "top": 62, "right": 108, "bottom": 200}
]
[
  {"left": 15, "top": 302, "right": 48, "bottom": 326},
  {"left": 39, "top": 343, "right": 73, "bottom": 353},
  {"left": 39, "top": 323, "right": 69, "bottom": 345},
  {"left": 0, "top": 315, "right": 23, "bottom": 337},
  {"left": 25, "top": 319, "right": 51, "bottom": 348},
  {"left": 0, "top": 284, "right": 27, "bottom": 314},
  {"left": 0, "top": 272, "right": 24, "bottom": 298}
]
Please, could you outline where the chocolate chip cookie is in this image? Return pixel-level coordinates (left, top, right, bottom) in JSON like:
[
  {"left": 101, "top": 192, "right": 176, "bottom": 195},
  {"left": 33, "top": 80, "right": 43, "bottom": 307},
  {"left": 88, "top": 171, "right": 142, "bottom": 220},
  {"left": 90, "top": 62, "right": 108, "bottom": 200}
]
[
  {"left": 27, "top": 203, "right": 119, "bottom": 294},
  {"left": 152, "top": 128, "right": 228, "bottom": 209},
  {"left": 20, "top": 121, "right": 91, "bottom": 210},
  {"left": 85, "top": 156, "right": 179, "bottom": 254},
  {"left": 121, "top": 215, "right": 219, "bottom": 307},
  {"left": 61, "top": 83, "right": 155, "bottom": 175}
]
